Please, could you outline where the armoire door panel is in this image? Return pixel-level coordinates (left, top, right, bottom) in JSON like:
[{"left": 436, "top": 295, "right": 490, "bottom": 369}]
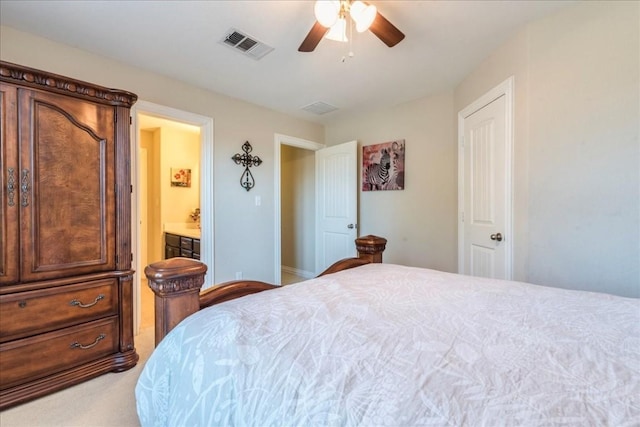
[
  {"left": 18, "top": 89, "right": 115, "bottom": 282},
  {"left": 0, "top": 83, "right": 19, "bottom": 286}
]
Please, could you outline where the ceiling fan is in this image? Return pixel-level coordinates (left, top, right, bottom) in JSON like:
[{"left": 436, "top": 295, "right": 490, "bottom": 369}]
[{"left": 298, "top": 0, "right": 405, "bottom": 52}]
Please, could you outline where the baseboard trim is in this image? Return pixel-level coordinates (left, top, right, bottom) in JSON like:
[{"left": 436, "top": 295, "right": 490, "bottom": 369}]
[{"left": 281, "top": 265, "right": 315, "bottom": 279}]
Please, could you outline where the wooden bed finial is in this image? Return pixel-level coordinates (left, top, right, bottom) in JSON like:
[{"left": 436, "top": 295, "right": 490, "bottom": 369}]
[
  {"left": 146, "top": 235, "right": 387, "bottom": 345},
  {"left": 145, "top": 257, "right": 207, "bottom": 346},
  {"left": 355, "top": 235, "right": 387, "bottom": 263}
]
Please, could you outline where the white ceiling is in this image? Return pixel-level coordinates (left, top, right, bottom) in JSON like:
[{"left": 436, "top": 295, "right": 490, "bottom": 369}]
[{"left": 0, "top": 1, "right": 573, "bottom": 125}]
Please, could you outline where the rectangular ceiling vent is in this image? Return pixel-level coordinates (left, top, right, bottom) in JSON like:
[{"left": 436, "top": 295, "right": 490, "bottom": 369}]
[
  {"left": 220, "top": 28, "right": 273, "bottom": 60},
  {"left": 301, "top": 101, "right": 339, "bottom": 115}
]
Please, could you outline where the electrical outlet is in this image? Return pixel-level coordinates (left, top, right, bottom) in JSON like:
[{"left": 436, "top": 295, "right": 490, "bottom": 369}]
[{"left": 235, "top": 272, "right": 242, "bottom": 280}]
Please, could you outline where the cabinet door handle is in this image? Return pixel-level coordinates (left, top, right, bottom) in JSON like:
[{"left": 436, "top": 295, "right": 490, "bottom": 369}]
[
  {"left": 20, "top": 169, "right": 30, "bottom": 207},
  {"left": 69, "top": 294, "right": 105, "bottom": 308},
  {"left": 70, "top": 333, "right": 106, "bottom": 350},
  {"left": 7, "top": 167, "right": 16, "bottom": 207}
]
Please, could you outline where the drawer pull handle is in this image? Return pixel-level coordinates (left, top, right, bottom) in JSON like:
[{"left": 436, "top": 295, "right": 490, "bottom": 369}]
[
  {"left": 69, "top": 294, "right": 105, "bottom": 308},
  {"left": 18, "top": 301, "right": 27, "bottom": 308},
  {"left": 70, "top": 333, "right": 106, "bottom": 350}
]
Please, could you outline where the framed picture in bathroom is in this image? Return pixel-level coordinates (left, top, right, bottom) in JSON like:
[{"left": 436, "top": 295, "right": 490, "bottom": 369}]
[{"left": 171, "top": 168, "right": 191, "bottom": 187}]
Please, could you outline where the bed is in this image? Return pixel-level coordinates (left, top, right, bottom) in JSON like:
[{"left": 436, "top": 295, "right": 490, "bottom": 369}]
[{"left": 136, "top": 235, "right": 639, "bottom": 426}]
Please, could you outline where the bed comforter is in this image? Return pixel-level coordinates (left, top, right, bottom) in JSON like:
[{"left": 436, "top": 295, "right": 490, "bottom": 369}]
[{"left": 135, "top": 264, "right": 639, "bottom": 426}]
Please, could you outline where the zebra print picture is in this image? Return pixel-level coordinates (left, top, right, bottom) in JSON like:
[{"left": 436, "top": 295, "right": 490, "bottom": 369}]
[{"left": 362, "top": 139, "right": 405, "bottom": 191}]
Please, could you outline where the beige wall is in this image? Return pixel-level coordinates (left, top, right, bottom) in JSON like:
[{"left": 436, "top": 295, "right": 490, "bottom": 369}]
[
  {"left": 326, "top": 1, "right": 639, "bottom": 297},
  {"left": 0, "top": 25, "right": 324, "bottom": 283},
  {"left": 281, "top": 145, "right": 315, "bottom": 275},
  {"left": 326, "top": 92, "right": 458, "bottom": 272},
  {"left": 456, "top": 0, "right": 639, "bottom": 297},
  {"left": 526, "top": 0, "right": 638, "bottom": 297},
  {"left": 454, "top": 30, "right": 531, "bottom": 282}
]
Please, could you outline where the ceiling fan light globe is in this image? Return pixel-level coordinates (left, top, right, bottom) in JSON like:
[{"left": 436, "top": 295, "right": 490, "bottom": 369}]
[
  {"left": 325, "top": 17, "right": 348, "bottom": 42},
  {"left": 314, "top": 0, "right": 340, "bottom": 28},
  {"left": 350, "top": 1, "right": 377, "bottom": 32}
]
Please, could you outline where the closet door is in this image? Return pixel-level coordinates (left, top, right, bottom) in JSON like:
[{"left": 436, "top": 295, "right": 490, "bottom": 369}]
[
  {"left": 18, "top": 89, "right": 116, "bottom": 282},
  {"left": 0, "top": 83, "right": 19, "bottom": 286}
]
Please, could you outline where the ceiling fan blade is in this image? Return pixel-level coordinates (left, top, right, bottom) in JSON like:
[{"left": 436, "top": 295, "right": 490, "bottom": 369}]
[
  {"left": 298, "top": 21, "right": 328, "bottom": 52},
  {"left": 369, "top": 11, "right": 405, "bottom": 47}
]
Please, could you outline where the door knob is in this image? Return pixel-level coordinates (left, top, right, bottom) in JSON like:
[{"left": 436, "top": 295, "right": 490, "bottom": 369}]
[
  {"left": 490, "top": 232, "right": 503, "bottom": 242},
  {"left": 347, "top": 224, "right": 355, "bottom": 229}
]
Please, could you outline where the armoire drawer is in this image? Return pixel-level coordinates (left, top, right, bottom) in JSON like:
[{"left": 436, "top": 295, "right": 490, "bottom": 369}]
[
  {"left": 0, "top": 279, "right": 118, "bottom": 342},
  {"left": 0, "top": 317, "right": 119, "bottom": 390}
]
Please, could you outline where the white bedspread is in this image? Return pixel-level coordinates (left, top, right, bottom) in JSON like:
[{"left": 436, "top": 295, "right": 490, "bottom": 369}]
[{"left": 136, "top": 264, "right": 640, "bottom": 426}]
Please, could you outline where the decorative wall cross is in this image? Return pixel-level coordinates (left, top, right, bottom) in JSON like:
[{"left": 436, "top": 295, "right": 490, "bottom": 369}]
[{"left": 231, "top": 141, "right": 263, "bottom": 191}]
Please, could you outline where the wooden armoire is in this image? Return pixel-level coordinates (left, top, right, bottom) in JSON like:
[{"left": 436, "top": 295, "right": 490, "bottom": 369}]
[{"left": 0, "top": 61, "right": 139, "bottom": 409}]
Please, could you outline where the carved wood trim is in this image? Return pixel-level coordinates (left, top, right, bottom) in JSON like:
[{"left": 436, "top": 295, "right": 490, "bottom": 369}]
[
  {"left": 0, "top": 61, "right": 137, "bottom": 107},
  {"left": 145, "top": 257, "right": 208, "bottom": 295},
  {"left": 355, "top": 235, "right": 387, "bottom": 263},
  {"left": 145, "top": 258, "right": 208, "bottom": 346}
]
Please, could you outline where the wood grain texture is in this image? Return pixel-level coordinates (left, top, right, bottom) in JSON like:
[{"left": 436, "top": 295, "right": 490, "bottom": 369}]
[
  {"left": 0, "top": 83, "right": 19, "bottom": 285},
  {"left": 0, "top": 61, "right": 138, "bottom": 410}
]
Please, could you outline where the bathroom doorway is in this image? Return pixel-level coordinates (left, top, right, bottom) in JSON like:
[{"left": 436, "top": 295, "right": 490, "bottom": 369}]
[{"left": 131, "top": 102, "right": 214, "bottom": 334}]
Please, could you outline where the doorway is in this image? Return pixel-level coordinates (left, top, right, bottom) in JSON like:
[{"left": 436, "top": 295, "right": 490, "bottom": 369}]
[
  {"left": 274, "top": 136, "right": 359, "bottom": 285},
  {"left": 457, "top": 77, "right": 514, "bottom": 279},
  {"left": 136, "top": 115, "right": 200, "bottom": 329},
  {"left": 273, "top": 134, "right": 324, "bottom": 285},
  {"left": 280, "top": 145, "right": 316, "bottom": 285},
  {"left": 131, "top": 101, "right": 214, "bottom": 334}
]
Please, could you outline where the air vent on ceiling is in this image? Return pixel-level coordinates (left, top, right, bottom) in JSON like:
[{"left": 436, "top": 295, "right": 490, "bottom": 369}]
[
  {"left": 301, "top": 101, "right": 339, "bottom": 115},
  {"left": 220, "top": 28, "right": 274, "bottom": 60}
]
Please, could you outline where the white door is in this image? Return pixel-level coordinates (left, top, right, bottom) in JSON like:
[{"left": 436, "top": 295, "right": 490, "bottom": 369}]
[
  {"left": 459, "top": 78, "right": 513, "bottom": 279},
  {"left": 315, "top": 140, "right": 358, "bottom": 273}
]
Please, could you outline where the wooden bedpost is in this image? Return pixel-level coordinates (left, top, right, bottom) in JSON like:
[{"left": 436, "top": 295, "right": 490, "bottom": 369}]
[
  {"left": 355, "top": 235, "right": 387, "bottom": 263},
  {"left": 145, "top": 257, "right": 207, "bottom": 346},
  {"left": 318, "top": 235, "right": 387, "bottom": 276}
]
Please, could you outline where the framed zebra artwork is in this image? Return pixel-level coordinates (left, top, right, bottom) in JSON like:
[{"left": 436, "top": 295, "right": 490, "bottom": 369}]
[{"left": 362, "top": 139, "right": 405, "bottom": 191}]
